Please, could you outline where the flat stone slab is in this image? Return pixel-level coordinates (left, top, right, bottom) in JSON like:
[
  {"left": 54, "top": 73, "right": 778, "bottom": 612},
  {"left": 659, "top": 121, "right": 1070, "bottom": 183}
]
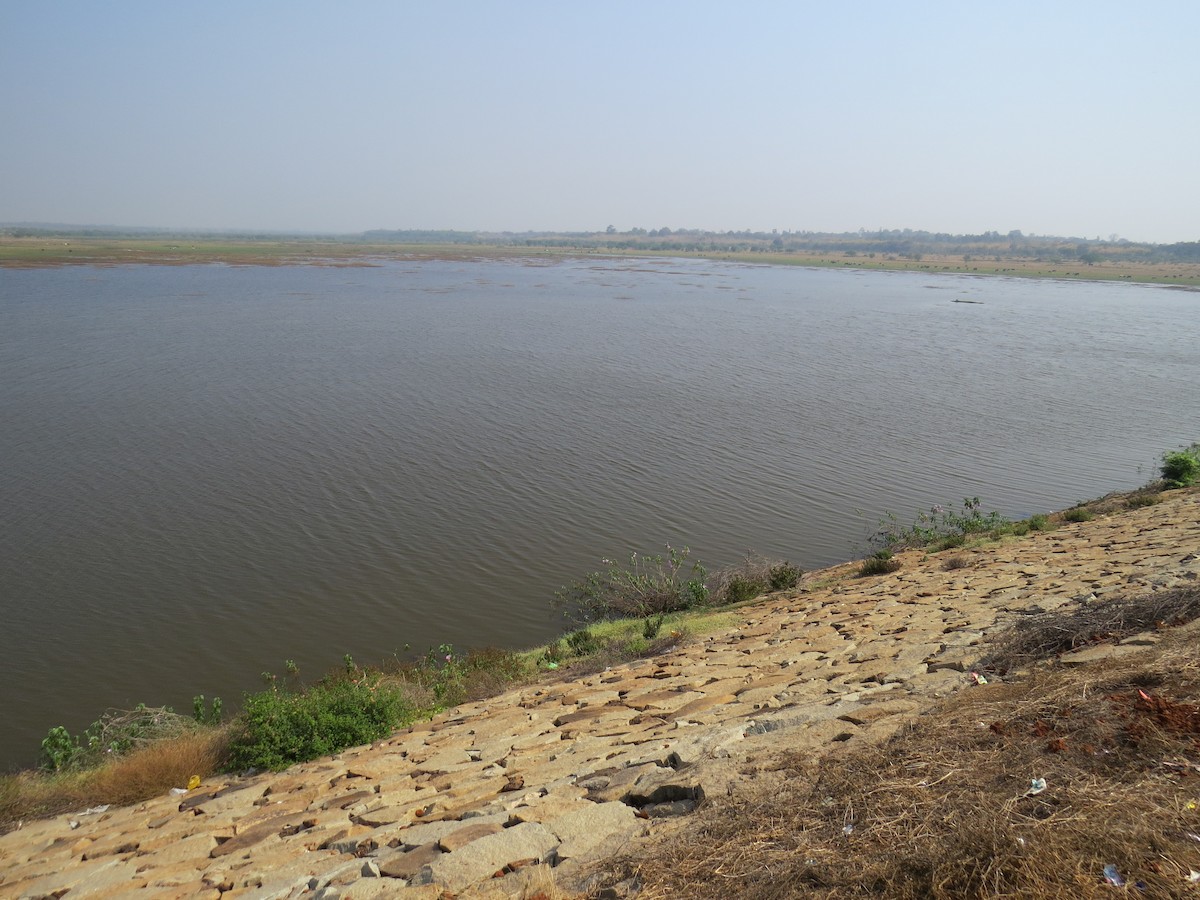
[
  {"left": 1058, "top": 642, "right": 1149, "bottom": 666},
  {"left": 414, "top": 822, "right": 560, "bottom": 891}
]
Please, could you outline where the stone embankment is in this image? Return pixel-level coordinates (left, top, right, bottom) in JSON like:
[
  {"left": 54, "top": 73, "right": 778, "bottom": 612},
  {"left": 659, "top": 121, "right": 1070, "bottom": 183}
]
[{"left": 3, "top": 491, "right": 1199, "bottom": 899}]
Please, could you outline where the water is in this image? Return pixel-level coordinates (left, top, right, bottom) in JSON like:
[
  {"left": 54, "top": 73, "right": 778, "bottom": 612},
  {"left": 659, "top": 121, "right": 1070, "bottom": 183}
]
[{"left": 1, "top": 257, "right": 1196, "bottom": 769}]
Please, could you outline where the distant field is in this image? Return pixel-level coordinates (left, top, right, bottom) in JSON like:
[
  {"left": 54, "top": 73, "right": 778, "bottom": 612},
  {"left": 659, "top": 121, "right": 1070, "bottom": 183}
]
[{"left": 2, "top": 236, "right": 1197, "bottom": 286}]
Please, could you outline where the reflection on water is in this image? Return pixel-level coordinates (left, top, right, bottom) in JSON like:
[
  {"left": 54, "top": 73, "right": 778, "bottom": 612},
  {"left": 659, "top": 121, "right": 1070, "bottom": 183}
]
[{"left": 0, "top": 257, "right": 1195, "bottom": 768}]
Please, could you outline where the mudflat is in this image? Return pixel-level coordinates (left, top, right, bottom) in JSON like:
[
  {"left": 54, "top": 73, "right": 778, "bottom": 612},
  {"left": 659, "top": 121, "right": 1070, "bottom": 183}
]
[{"left": 2, "top": 235, "right": 1198, "bottom": 286}]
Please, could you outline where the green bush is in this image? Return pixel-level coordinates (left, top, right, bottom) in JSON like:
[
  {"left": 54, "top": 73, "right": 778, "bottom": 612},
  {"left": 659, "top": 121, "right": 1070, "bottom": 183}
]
[
  {"left": 643, "top": 614, "right": 666, "bottom": 640},
  {"left": 768, "top": 562, "right": 803, "bottom": 591},
  {"left": 555, "top": 545, "right": 708, "bottom": 621},
  {"left": 930, "top": 533, "right": 966, "bottom": 552},
  {"left": 858, "top": 550, "right": 902, "bottom": 577},
  {"left": 1062, "top": 507, "right": 1094, "bottom": 523},
  {"left": 226, "top": 674, "right": 412, "bottom": 772},
  {"left": 876, "top": 498, "right": 1009, "bottom": 551},
  {"left": 192, "top": 695, "right": 223, "bottom": 727},
  {"left": 566, "top": 628, "right": 602, "bottom": 656},
  {"left": 1125, "top": 493, "right": 1160, "bottom": 509},
  {"left": 724, "top": 575, "right": 768, "bottom": 604},
  {"left": 1027, "top": 513, "right": 1052, "bottom": 531},
  {"left": 1161, "top": 444, "right": 1200, "bottom": 488},
  {"left": 39, "top": 705, "right": 193, "bottom": 772}
]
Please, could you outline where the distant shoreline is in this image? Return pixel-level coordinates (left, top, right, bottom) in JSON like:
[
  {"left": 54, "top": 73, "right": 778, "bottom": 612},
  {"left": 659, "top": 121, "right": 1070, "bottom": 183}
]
[{"left": 2, "top": 236, "right": 1198, "bottom": 287}]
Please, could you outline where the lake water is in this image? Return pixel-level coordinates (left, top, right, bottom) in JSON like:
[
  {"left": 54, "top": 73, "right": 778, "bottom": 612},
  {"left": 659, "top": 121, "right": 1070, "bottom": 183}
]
[{"left": 1, "top": 257, "right": 1196, "bottom": 769}]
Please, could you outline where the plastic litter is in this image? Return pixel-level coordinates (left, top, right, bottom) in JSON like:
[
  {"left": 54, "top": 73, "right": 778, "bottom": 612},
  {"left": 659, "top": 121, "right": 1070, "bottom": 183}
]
[
  {"left": 1187, "top": 870, "right": 1200, "bottom": 883},
  {"left": 969, "top": 671, "right": 988, "bottom": 685},
  {"left": 68, "top": 803, "right": 110, "bottom": 827},
  {"left": 169, "top": 787, "right": 188, "bottom": 796},
  {"left": 1102, "top": 864, "right": 1125, "bottom": 886},
  {"left": 842, "top": 824, "right": 855, "bottom": 835},
  {"left": 187, "top": 774, "right": 201, "bottom": 791},
  {"left": 544, "top": 662, "right": 559, "bottom": 670},
  {"left": 1023, "top": 777, "right": 1047, "bottom": 797}
]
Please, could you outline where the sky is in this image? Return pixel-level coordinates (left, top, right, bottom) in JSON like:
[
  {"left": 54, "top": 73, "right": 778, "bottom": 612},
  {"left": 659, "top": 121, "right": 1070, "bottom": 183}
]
[{"left": 1, "top": 1, "right": 1197, "bottom": 243}]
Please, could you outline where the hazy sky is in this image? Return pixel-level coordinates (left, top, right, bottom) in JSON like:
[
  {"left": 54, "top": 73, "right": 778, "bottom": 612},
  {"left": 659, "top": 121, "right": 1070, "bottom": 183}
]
[{"left": 2, "top": 1, "right": 1197, "bottom": 242}]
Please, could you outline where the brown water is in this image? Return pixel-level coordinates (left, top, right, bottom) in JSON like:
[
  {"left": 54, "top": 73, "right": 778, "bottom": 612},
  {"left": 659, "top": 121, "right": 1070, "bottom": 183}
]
[{"left": 1, "top": 257, "right": 1196, "bottom": 769}]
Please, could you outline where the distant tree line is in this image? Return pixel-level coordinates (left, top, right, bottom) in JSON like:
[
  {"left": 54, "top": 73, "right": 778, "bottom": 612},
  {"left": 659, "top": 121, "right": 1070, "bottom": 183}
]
[{"left": 4, "top": 224, "right": 1197, "bottom": 264}]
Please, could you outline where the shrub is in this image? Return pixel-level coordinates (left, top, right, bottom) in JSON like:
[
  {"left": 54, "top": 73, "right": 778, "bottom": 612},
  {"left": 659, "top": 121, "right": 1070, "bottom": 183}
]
[
  {"left": 643, "top": 614, "right": 665, "bottom": 640},
  {"left": 724, "top": 575, "right": 768, "bottom": 605},
  {"left": 768, "top": 562, "right": 803, "bottom": 591},
  {"left": 566, "top": 628, "right": 602, "bottom": 656},
  {"left": 929, "top": 533, "right": 966, "bottom": 552},
  {"left": 539, "top": 640, "right": 565, "bottom": 668},
  {"left": 709, "top": 552, "right": 797, "bottom": 604},
  {"left": 556, "top": 545, "right": 708, "bottom": 621},
  {"left": 455, "top": 647, "right": 532, "bottom": 700},
  {"left": 39, "top": 705, "right": 195, "bottom": 773},
  {"left": 1125, "top": 493, "right": 1160, "bottom": 510},
  {"left": 858, "top": 550, "right": 902, "bottom": 577},
  {"left": 226, "top": 673, "right": 412, "bottom": 772},
  {"left": 943, "top": 554, "right": 970, "bottom": 571},
  {"left": 1062, "top": 507, "right": 1094, "bottom": 523},
  {"left": 1161, "top": 443, "right": 1200, "bottom": 488},
  {"left": 1027, "top": 513, "right": 1052, "bottom": 531},
  {"left": 192, "top": 695, "right": 223, "bottom": 727},
  {"left": 876, "top": 498, "right": 1009, "bottom": 551}
]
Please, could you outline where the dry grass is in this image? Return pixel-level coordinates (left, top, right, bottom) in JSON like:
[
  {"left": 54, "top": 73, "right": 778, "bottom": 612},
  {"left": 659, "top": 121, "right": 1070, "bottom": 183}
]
[
  {"left": 0, "top": 729, "right": 226, "bottom": 831},
  {"left": 942, "top": 554, "right": 971, "bottom": 571},
  {"left": 597, "top": 623, "right": 1200, "bottom": 898},
  {"left": 979, "top": 586, "right": 1200, "bottom": 675}
]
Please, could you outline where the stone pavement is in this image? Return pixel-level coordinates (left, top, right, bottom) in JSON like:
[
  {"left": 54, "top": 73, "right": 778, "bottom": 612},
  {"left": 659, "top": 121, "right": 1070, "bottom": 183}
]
[{"left": 3, "top": 491, "right": 1198, "bottom": 899}]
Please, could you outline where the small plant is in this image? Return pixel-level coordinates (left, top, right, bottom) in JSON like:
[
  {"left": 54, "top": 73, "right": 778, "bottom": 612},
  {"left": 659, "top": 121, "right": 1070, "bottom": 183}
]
[
  {"left": 418, "top": 643, "right": 465, "bottom": 706},
  {"left": 1062, "top": 507, "right": 1094, "bottom": 523},
  {"left": 943, "top": 554, "right": 970, "bottom": 571},
  {"left": 929, "top": 533, "right": 966, "bottom": 552},
  {"left": 40, "top": 726, "right": 80, "bottom": 772},
  {"left": 192, "top": 695, "right": 223, "bottom": 727},
  {"left": 768, "top": 562, "right": 803, "bottom": 591},
  {"left": 858, "top": 550, "right": 901, "bottom": 578},
  {"left": 643, "top": 614, "right": 666, "bottom": 640},
  {"left": 540, "top": 640, "right": 565, "bottom": 667},
  {"left": 1161, "top": 443, "right": 1200, "bottom": 488},
  {"left": 1027, "top": 513, "right": 1052, "bottom": 531},
  {"left": 555, "top": 545, "right": 709, "bottom": 621},
  {"left": 566, "top": 628, "right": 602, "bottom": 656}
]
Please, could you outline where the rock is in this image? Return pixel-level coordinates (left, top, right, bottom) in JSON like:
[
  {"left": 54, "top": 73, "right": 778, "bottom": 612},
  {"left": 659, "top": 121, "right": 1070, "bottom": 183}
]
[
  {"left": 1059, "top": 643, "right": 1147, "bottom": 666},
  {"left": 209, "top": 812, "right": 313, "bottom": 858},
  {"left": 437, "top": 821, "right": 505, "bottom": 852},
  {"left": 413, "top": 822, "right": 561, "bottom": 891},
  {"left": 377, "top": 842, "right": 443, "bottom": 880},
  {"left": 644, "top": 799, "right": 696, "bottom": 817},
  {"left": 548, "top": 802, "right": 642, "bottom": 861},
  {"left": 663, "top": 724, "right": 745, "bottom": 768}
]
